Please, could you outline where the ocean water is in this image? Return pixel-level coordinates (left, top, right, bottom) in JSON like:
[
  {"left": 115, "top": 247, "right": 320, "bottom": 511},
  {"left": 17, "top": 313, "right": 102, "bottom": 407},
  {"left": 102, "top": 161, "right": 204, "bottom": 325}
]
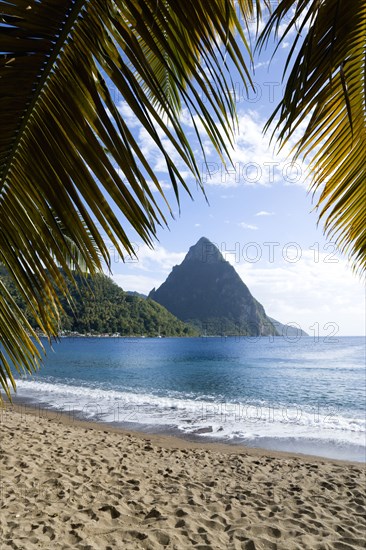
[{"left": 10, "top": 336, "right": 366, "bottom": 462}]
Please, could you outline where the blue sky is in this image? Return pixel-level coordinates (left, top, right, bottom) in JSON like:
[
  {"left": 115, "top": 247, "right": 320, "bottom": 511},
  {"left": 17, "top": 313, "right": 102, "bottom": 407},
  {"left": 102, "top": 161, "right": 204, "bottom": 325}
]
[{"left": 104, "top": 10, "right": 365, "bottom": 336}]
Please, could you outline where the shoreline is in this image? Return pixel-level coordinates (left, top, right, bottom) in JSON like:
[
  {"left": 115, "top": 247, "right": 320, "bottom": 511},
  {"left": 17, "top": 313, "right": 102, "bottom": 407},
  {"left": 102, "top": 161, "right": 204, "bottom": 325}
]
[
  {"left": 15, "top": 335, "right": 365, "bottom": 464},
  {"left": 4, "top": 399, "right": 363, "bottom": 467}
]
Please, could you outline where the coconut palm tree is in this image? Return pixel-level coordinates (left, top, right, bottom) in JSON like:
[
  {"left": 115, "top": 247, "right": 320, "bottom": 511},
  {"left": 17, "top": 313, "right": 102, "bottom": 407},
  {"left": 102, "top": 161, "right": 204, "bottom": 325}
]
[
  {"left": 259, "top": 0, "right": 366, "bottom": 273},
  {"left": 0, "top": 0, "right": 365, "bottom": 400},
  {"left": 0, "top": 0, "right": 264, "bottom": 399}
]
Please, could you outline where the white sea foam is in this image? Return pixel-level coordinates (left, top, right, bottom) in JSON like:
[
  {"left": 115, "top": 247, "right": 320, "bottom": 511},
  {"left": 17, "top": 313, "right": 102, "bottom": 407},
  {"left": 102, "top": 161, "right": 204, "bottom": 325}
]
[{"left": 13, "top": 379, "right": 366, "bottom": 456}]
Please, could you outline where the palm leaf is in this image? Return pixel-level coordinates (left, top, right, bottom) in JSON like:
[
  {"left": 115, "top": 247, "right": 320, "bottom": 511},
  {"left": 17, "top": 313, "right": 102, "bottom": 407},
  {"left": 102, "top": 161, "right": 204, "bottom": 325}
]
[
  {"left": 259, "top": 0, "right": 366, "bottom": 273},
  {"left": 0, "top": 280, "right": 43, "bottom": 401},
  {"left": 0, "top": 0, "right": 259, "bottom": 400}
]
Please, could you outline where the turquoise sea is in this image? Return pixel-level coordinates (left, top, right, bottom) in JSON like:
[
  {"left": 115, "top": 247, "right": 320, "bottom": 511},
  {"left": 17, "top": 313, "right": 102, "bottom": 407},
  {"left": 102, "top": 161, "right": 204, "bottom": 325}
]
[{"left": 11, "top": 336, "right": 365, "bottom": 462}]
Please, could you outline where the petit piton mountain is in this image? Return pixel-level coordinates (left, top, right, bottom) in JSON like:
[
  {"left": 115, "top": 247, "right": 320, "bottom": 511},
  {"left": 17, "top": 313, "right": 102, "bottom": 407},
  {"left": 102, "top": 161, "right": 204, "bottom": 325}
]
[{"left": 149, "top": 237, "right": 278, "bottom": 336}]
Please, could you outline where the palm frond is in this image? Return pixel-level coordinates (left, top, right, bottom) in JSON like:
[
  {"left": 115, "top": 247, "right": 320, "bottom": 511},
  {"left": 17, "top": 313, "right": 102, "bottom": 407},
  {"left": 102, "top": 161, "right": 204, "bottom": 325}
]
[
  {"left": 0, "top": 0, "right": 257, "bottom": 400},
  {"left": 259, "top": 0, "right": 366, "bottom": 273},
  {"left": 0, "top": 280, "right": 43, "bottom": 400}
]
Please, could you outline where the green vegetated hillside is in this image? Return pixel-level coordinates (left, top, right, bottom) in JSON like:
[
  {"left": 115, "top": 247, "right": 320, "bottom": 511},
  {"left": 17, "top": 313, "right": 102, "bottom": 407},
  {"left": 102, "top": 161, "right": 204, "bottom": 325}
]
[
  {"left": 268, "top": 317, "right": 309, "bottom": 338},
  {"left": 0, "top": 266, "right": 197, "bottom": 337}
]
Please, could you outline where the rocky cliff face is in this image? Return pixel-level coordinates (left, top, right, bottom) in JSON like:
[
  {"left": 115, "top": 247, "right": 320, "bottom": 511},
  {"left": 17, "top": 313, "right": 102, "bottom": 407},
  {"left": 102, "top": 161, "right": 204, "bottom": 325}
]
[{"left": 149, "top": 237, "right": 277, "bottom": 336}]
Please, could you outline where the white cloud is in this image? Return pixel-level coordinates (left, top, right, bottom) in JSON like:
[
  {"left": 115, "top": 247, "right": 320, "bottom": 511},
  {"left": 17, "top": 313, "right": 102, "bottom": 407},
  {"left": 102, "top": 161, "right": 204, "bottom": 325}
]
[
  {"left": 277, "top": 6, "right": 312, "bottom": 39},
  {"left": 126, "top": 243, "right": 185, "bottom": 273},
  {"left": 116, "top": 97, "right": 311, "bottom": 193},
  {"left": 201, "top": 111, "right": 310, "bottom": 189},
  {"left": 256, "top": 210, "right": 275, "bottom": 217},
  {"left": 116, "top": 101, "right": 141, "bottom": 128},
  {"left": 110, "top": 243, "right": 186, "bottom": 279},
  {"left": 137, "top": 126, "right": 195, "bottom": 182},
  {"left": 230, "top": 250, "right": 365, "bottom": 336},
  {"left": 111, "top": 244, "right": 187, "bottom": 293},
  {"left": 113, "top": 104, "right": 197, "bottom": 185},
  {"left": 254, "top": 60, "right": 270, "bottom": 70},
  {"left": 245, "top": 4, "right": 310, "bottom": 55},
  {"left": 146, "top": 180, "right": 172, "bottom": 193},
  {"left": 238, "top": 222, "right": 258, "bottom": 230},
  {"left": 112, "top": 274, "right": 160, "bottom": 295}
]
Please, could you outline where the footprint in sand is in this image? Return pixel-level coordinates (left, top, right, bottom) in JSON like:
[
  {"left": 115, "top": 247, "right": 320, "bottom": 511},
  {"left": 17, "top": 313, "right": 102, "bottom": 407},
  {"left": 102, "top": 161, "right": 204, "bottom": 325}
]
[
  {"left": 98, "top": 504, "right": 121, "bottom": 519},
  {"left": 251, "top": 525, "right": 281, "bottom": 540}
]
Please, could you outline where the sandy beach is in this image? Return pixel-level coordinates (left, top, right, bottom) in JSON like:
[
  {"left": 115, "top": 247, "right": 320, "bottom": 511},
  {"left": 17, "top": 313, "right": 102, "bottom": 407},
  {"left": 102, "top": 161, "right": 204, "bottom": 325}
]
[{"left": 0, "top": 404, "right": 365, "bottom": 549}]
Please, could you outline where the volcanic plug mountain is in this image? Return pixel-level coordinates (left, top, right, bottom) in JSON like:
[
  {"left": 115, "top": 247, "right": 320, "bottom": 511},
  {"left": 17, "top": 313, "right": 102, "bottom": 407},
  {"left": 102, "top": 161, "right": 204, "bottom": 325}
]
[{"left": 149, "top": 237, "right": 277, "bottom": 336}]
